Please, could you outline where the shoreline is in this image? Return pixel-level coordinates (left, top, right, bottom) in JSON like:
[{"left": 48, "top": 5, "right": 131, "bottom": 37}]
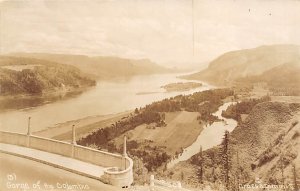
[
  {"left": 33, "top": 110, "right": 133, "bottom": 142},
  {"left": 0, "top": 85, "right": 95, "bottom": 113}
]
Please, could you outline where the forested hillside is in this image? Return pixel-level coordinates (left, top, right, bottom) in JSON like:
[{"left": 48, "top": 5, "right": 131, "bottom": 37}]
[{"left": 0, "top": 56, "right": 96, "bottom": 95}]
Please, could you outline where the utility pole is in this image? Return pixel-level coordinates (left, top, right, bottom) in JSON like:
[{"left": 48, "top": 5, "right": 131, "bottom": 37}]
[
  {"left": 123, "top": 135, "right": 128, "bottom": 170},
  {"left": 27, "top": 117, "right": 31, "bottom": 136},
  {"left": 27, "top": 117, "right": 31, "bottom": 147},
  {"left": 71, "top": 125, "right": 76, "bottom": 158},
  {"left": 123, "top": 135, "right": 127, "bottom": 157},
  {"left": 72, "top": 125, "right": 76, "bottom": 145}
]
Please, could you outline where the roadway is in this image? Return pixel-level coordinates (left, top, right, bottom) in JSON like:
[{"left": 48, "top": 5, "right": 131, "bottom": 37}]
[{"left": 0, "top": 152, "right": 123, "bottom": 191}]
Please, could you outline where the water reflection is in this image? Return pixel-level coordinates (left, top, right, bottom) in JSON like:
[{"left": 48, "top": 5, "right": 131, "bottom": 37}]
[{"left": 0, "top": 90, "right": 85, "bottom": 112}]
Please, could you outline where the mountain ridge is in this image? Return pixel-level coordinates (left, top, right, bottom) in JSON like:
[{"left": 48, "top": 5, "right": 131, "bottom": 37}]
[
  {"left": 7, "top": 53, "right": 175, "bottom": 80},
  {"left": 184, "top": 44, "right": 300, "bottom": 85}
]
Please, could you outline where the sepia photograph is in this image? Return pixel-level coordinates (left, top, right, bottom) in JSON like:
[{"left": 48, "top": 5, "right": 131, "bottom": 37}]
[{"left": 0, "top": 0, "right": 299, "bottom": 190}]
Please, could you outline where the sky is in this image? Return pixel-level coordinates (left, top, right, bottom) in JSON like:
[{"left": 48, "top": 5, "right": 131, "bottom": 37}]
[{"left": 0, "top": 0, "right": 300, "bottom": 68}]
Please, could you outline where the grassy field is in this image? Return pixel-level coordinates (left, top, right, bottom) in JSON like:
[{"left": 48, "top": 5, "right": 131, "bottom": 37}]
[{"left": 112, "top": 111, "right": 202, "bottom": 155}]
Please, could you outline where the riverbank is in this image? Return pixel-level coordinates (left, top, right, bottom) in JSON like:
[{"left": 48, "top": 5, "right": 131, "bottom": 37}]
[
  {"left": 33, "top": 110, "right": 132, "bottom": 142},
  {"left": 166, "top": 102, "right": 237, "bottom": 168},
  {"left": 0, "top": 85, "right": 95, "bottom": 112}
]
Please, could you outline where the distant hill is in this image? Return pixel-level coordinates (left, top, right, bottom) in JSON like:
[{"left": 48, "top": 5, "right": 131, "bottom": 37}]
[
  {"left": 237, "top": 62, "right": 300, "bottom": 85},
  {"left": 236, "top": 62, "right": 300, "bottom": 95},
  {"left": 184, "top": 45, "right": 300, "bottom": 85},
  {"left": 0, "top": 56, "right": 96, "bottom": 95},
  {"left": 9, "top": 53, "right": 174, "bottom": 80}
]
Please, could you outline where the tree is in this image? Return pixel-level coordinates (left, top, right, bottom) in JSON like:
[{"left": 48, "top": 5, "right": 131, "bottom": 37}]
[
  {"left": 235, "top": 151, "right": 240, "bottom": 191},
  {"left": 220, "top": 130, "right": 231, "bottom": 190},
  {"left": 292, "top": 163, "right": 298, "bottom": 191},
  {"left": 197, "top": 146, "right": 204, "bottom": 184},
  {"left": 180, "top": 171, "right": 184, "bottom": 181},
  {"left": 207, "top": 151, "right": 217, "bottom": 183},
  {"left": 279, "top": 155, "right": 285, "bottom": 185}
]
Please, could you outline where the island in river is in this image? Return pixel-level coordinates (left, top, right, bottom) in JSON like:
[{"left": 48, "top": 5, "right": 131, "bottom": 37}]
[{"left": 161, "top": 82, "right": 202, "bottom": 92}]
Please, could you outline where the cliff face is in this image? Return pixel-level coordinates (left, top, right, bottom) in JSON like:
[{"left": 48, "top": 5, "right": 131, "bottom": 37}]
[{"left": 0, "top": 56, "right": 96, "bottom": 95}]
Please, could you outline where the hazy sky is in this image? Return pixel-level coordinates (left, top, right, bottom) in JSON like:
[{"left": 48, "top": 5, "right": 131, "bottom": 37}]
[{"left": 0, "top": 0, "right": 300, "bottom": 67}]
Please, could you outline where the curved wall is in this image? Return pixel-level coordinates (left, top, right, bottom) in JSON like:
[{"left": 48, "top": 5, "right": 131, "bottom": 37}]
[{"left": 0, "top": 131, "right": 133, "bottom": 187}]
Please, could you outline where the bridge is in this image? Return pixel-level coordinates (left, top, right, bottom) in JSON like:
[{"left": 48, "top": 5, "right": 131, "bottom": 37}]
[{"left": 0, "top": 121, "right": 133, "bottom": 188}]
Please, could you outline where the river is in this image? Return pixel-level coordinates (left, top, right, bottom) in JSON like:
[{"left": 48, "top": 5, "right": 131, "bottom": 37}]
[
  {"left": 167, "top": 102, "right": 237, "bottom": 168},
  {"left": 0, "top": 73, "right": 213, "bottom": 133}
]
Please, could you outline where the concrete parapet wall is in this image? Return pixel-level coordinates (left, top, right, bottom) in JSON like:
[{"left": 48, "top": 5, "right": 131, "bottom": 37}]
[
  {"left": 30, "top": 135, "right": 73, "bottom": 157},
  {"left": 0, "top": 131, "right": 28, "bottom": 147},
  {"left": 0, "top": 131, "right": 133, "bottom": 187},
  {"left": 74, "top": 145, "right": 133, "bottom": 187},
  {"left": 103, "top": 157, "right": 133, "bottom": 187},
  {"left": 74, "top": 145, "right": 122, "bottom": 167}
]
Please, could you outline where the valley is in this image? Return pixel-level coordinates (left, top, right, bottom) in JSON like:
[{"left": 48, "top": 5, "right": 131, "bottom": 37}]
[{"left": 1, "top": 45, "right": 299, "bottom": 191}]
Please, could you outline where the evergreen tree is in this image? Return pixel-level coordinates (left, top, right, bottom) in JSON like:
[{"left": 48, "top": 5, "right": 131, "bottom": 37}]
[
  {"left": 181, "top": 171, "right": 184, "bottom": 181},
  {"left": 197, "top": 146, "right": 204, "bottom": 184},
  {"left": 292, "top": 163, "right": 298, "bottom": 191},
  {"left": 208, "top": 151, "right": 217, "bottom": 183},
  {"left": 235, "top": 151, "right": 240, "bottom": 191},
  {"left": 279, "top": 155, "right": 285, "bottom": 185},
  {"left": 220, "top": 130, "right": 231, "bottom": 190}
]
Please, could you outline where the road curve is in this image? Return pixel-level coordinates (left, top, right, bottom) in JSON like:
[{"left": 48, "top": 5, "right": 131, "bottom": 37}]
[{"left": 0, "top": 152, "right": 124, "bottom": 191}]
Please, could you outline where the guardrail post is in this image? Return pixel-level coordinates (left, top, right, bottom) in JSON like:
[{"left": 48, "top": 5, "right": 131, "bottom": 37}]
[
  {"left": 72, "top": 125, "right": 76, "bottom": 145},
  {"left": 150, "top": 174, "right": 154, "bottom": 191},
  {"left": 177, "top": 181, "right": 182, "bottom": 188},
  {"left": 26, "top": 117, "right": 31, "bottom": 147},
  {"left": 71, "top": 125, "right": 76, "bottom": 158}
]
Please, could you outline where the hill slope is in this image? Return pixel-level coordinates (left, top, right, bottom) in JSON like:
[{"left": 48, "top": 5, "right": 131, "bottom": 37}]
[
  {"left": 0, "top": 56, "right": 96, "bottom": 95},
  {"left": 168, "top": 101, "right": 300, "bottom": 189},
  {"left": 9, "top": 53, "right": 173, "bottom": 80},
  {"left": 237, "top": 62, "right": 300, "bottom": 95},
  {"left": 237, "top": 62, "right": 300, "bottom": 85},
  {"left": 185, "top": 45, "right": 300, "bottom": 85}
]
